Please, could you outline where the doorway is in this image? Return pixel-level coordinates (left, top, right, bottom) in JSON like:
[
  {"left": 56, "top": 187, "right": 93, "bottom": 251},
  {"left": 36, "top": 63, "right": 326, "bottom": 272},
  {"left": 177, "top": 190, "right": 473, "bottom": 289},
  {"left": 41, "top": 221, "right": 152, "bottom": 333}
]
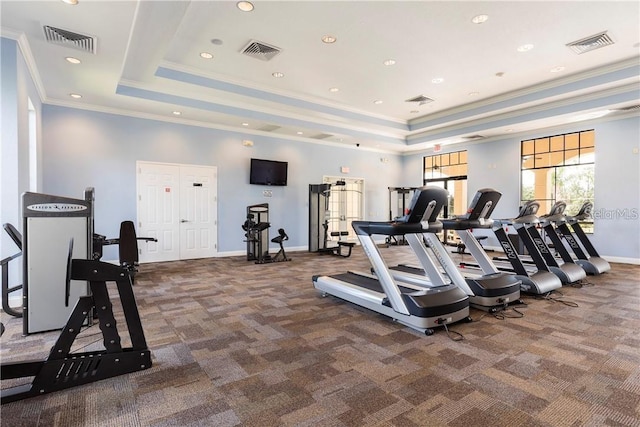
[{"left": 137, "top": 161, "right": 218, "bottom": 262}]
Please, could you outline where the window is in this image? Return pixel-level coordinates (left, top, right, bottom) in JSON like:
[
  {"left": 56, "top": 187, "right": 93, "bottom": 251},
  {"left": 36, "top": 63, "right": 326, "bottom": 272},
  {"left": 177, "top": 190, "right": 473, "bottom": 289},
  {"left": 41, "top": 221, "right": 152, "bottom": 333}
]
[
  {"left": 423, "top": 150, "right": 468, "bottom": 218},
  {"left": 521, "top": 129, "right": 595, "bottom": 230}
]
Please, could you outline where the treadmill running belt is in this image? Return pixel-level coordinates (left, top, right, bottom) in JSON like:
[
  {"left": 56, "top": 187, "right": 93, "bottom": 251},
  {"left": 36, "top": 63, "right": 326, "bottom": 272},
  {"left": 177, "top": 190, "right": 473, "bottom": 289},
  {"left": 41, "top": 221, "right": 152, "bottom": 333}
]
[{"left": 330, "top": 272, "right": 446, "bottom": 294}]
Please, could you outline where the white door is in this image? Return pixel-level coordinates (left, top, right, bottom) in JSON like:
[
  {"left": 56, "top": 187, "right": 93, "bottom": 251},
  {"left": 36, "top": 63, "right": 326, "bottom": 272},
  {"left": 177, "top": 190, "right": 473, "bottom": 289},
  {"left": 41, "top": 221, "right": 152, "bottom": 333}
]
[
  {"left": 179, "top": 165, "right": 217, "bottom": 259},
  {"left": 137, "top": 161, "right": 217, "bottom": 262}
]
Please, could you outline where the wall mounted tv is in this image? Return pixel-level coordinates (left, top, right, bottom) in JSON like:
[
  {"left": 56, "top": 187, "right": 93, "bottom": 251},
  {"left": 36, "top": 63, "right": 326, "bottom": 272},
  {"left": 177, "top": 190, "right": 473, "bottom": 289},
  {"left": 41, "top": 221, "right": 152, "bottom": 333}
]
[{"left": 249, "top": 158, "right": 288, "bottom": 186}]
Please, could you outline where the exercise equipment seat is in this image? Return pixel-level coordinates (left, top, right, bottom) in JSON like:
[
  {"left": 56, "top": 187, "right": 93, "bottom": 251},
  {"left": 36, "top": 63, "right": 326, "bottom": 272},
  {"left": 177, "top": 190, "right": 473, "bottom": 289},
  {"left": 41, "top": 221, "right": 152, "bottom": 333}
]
[{"left": 270, "top": 228, "right": 291, "bottom": 262}]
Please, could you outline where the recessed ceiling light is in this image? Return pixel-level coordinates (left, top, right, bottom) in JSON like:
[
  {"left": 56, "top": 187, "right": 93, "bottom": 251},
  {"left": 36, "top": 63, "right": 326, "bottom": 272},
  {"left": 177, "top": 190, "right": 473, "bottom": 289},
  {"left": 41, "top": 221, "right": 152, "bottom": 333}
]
[
  {"left": 242, "top": 122, "right": 249, "bottom": 126},
  {"left": 200, "top": 52, "right": 213, "bottom": 59},
  {"left": 431, "top": 77, "right": 444, "bottom": 84},
  {"left": 272, "top": 72, "right": 284, "bottom": 78},
  {"left": 373, "top": 100, "right": 383, "bottom": 105},
  {"left": 517, "top": 44, "right": 534, "bottom": 52},
  {"left": 236, "top": 1, "right": 254, "bottom": 12},
  {"left": 172, "top": 111, "right": 181, "bottom": 116},
  {"left": 468, "top": 91, "right": 479, "bottom": 96},
  {"left": 296, "top": 131, "right": 303, "bottom": 135},
  {"left": 69, "top": 93, "right": 82, "bottom": 99},
  {"left": 471, "top": 14, "right": 489, "bottom": 24},
  {"left": 550, "top": 66, "right": 565, "bottom": 73},
  {"left": 61, "top": 0, "right": 78, "bottom": 4},
  {"left": 505, "top": 128, "right": 514, "bottom": 132},
  {"left": 322, "top": 35, "right": 337, "bottom": 44},
  {"left": 383, "top": 59, "right": 396, "bottom": 66},
  {"left": 65, "top": 56, "right": 81, "bottom": 64},
  {"left": 329, "top": 87, "right": 339, "bottom": 93}
]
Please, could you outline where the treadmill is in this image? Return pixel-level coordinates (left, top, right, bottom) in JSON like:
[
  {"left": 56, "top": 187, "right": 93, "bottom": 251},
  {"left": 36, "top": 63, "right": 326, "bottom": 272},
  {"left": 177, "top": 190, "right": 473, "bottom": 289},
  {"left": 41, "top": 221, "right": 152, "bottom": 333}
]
[
  {"left": 312, "top": 186, "right": 471, "bottom": 336},
  {"left": 490, "top": 201, "right": 562, "bottom": 294},
  {"left": 388, "top": 188, "right": 522, "bottom": 312},
  {"left": 556, "top": 202, "right": 610, "bottom": 275},
  {"left": 537, "top": 201, "right": 587, "bottom": 282}
]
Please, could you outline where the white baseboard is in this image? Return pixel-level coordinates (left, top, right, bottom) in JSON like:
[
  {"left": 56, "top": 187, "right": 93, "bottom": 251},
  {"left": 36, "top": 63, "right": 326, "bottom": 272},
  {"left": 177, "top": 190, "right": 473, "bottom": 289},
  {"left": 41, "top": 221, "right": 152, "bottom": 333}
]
[
  {"left": 478, "top": 246, "right": 640, "bottom": 265},
  {"left": 216, "top": 245, "right": 310, "bottom": 258},
  {"left": 603, "top": 256, "right": 640, "bottom": 265}
]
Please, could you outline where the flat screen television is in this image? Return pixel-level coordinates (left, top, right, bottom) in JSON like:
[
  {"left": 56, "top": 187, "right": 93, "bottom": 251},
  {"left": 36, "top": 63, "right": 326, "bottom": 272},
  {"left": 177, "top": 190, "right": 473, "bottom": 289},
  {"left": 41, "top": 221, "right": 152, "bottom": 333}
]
[{"left": 249, "top": 158, "right": 288, "bottom": 186}]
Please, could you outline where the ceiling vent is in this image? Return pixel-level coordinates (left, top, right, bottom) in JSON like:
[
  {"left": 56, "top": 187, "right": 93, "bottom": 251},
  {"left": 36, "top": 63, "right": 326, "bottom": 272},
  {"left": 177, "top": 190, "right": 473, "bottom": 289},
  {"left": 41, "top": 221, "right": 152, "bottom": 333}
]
[
  {"left": 241, "top": 40, "right": 281, "bottom": 61},
  {"left": 566, "top": 31, "right": 614, "bottom": 55},
  {"left": 43, "top": 25, "right": 96, "bottom": 54},
  {"left": 463, "top": 135, "right": 485, "bottom": 140},
  {"left": 405, "top": 95, "right": 434, "bottom": 106},
  {"left": 310, "top": 133, "right": 333, "bottom": 140},
  {"left": 615, "top": 104, "right": 640, "bottom": 112},
  {"left": 258, "top": 124, "right": 281, "bottom": 132}
]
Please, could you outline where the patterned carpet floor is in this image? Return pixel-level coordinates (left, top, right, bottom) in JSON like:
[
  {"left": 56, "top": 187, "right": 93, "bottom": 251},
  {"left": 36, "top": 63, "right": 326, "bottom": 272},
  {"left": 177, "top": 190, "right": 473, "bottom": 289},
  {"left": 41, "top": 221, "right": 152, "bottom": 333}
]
[{"left": 1, "top": 245, "right": 639, "bottom": 426}]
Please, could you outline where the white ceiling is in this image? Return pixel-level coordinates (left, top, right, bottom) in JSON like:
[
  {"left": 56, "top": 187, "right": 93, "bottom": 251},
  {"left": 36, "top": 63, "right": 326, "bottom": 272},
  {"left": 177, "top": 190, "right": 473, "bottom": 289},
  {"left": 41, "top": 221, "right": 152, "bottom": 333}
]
[{"left": 2, "top": 0, "right": 639, "bottom": 153}]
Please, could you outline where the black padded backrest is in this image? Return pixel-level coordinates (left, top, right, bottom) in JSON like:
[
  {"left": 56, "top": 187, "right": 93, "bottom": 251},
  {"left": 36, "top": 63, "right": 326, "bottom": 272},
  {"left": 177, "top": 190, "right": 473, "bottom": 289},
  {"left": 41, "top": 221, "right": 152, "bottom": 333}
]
[
  {"left": 463, "top": 188, "right": 501, "bottom": 220},
  {"left": 3, "top": 223, "right": 22, "bottom": 250},
  {"left": 118, "top": 221, "right": 139, "bottom": 266},
  {"left": 401, "top": 186, "right": 448, "bottom": 223}
]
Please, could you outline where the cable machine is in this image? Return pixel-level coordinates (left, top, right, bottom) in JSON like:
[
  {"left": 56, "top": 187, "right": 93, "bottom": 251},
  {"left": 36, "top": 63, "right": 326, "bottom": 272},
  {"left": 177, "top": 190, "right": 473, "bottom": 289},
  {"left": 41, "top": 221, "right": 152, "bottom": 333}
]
[{"left": 308, "top": 182, "right": 354, "bottom": 257}]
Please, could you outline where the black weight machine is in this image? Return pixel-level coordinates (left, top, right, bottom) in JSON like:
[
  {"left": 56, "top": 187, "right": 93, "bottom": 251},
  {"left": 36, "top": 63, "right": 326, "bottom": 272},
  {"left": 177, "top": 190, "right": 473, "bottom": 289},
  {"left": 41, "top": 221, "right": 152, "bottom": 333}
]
[
  {"left": 2, "top": 223, "right": 23, "bottom": 319},
  {"left": 242, "top": 203, "right": 290, "bottom": 263},
  {"left": 308, "top": 183, "right": 355, "bottom": 257},
  {"left": 93, "top": 220, "right": 157, "bottom": 284},
  {"left": 1, "top": 240, "right": 152, "bottom": 404}
]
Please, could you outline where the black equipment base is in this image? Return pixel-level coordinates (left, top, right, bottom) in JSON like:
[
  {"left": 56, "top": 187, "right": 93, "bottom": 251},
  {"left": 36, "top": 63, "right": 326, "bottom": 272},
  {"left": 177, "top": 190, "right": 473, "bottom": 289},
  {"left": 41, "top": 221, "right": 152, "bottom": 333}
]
[{"left": 1, "top": 258, "right": 151, "bottom": 404}]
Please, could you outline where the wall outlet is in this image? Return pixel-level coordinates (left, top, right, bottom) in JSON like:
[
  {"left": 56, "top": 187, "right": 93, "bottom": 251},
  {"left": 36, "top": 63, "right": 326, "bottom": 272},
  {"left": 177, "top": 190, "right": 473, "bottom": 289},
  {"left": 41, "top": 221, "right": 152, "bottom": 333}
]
[{"left": 263, "top": 190, "right": 272, "bottom": 197}]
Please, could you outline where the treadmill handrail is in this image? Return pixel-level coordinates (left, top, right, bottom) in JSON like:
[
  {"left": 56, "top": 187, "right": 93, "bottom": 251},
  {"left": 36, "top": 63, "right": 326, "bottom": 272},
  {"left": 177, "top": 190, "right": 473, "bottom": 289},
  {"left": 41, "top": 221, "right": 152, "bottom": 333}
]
[
  {"left": 353, "top": 185, "right": 448, "bottom": 236},
  {"left": 442, "top": 188, "right": 501, "bottom": 230},
  {"left": 566, "top": 201, "right": 593, "bottom": 223},
  {"left": 539, "top": 201, "right": 567, "bottom": 224},
  {"left": 352, "top": 220, "right": 442, "bottom": 236},
  {"left": 494, "top": 200, "right": 540, "bottom": 226}
]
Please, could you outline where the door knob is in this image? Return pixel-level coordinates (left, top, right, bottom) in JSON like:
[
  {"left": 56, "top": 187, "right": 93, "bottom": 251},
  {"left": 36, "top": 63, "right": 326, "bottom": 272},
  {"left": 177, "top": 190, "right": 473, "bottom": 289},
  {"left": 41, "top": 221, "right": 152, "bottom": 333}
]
[{"left": 180, "top": 219, "right": 189, "bottom": 223}]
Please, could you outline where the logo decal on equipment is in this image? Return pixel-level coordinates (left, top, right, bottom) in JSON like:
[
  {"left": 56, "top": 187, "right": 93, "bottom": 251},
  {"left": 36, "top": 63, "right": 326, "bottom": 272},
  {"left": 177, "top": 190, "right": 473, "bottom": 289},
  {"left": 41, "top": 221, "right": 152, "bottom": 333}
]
[{"left": 27, "top": 203, "right": 87, "bottom": 212}]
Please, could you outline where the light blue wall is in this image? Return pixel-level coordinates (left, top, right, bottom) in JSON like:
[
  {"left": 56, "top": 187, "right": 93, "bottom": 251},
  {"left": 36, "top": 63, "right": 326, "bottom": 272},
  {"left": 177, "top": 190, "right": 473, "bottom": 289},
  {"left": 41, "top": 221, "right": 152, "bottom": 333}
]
[
  {"left": 405, "top": 116, "right": 640, "bottom": 261},
  {"left": 1, "top": 38, "right": 19, "bottom": 232},
  {"left": 3, "top": 36, "right": 639, "bottom": 262},
  {"left": 42, "top": 106, "right": 404, "bottom": 257},
  {"left": 1, "top": 37, "right": 43, "bottom": 257}
]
